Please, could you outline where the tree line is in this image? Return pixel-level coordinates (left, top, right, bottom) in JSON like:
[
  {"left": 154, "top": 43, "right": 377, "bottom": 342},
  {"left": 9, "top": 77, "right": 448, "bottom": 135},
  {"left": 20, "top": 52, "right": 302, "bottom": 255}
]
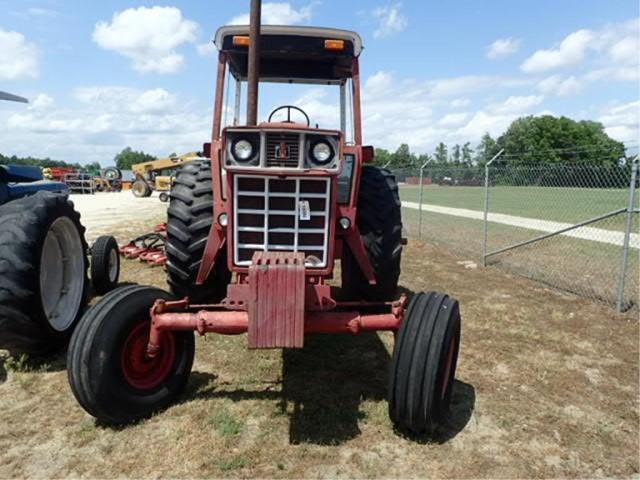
[{"left": 372, "top": 115, "right": 631, "bottom": 170}]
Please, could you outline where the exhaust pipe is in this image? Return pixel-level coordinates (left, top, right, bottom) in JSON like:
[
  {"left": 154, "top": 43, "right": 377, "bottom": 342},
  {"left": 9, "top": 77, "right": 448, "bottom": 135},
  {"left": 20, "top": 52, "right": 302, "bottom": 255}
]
[{"left": 246, "top": 0, "right": 261, "bottom": 126}]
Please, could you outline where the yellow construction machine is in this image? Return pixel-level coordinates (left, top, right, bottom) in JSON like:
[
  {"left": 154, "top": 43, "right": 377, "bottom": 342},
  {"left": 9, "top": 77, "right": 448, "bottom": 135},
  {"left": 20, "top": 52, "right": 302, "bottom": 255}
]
[{"left": 131, "top": 152, "right": 204, "bottom": 201}]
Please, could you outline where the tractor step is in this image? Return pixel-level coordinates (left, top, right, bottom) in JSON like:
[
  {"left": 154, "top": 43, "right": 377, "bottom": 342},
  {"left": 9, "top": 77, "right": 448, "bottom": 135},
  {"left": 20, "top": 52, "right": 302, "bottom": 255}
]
[{"left": 248, "top": 251, "right": 305, "bottom": 349}]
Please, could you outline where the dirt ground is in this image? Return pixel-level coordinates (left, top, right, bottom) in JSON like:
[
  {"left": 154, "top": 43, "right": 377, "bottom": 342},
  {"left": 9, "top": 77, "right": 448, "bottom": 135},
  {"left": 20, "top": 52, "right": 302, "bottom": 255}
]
[{"left": 0, "top": 208, "right": 638, "bottom": 478}]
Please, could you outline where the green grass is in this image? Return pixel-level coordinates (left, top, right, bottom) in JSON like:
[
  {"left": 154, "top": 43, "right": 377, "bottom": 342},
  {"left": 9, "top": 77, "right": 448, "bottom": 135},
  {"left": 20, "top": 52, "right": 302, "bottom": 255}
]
[{"left": 399, "top": 185, "right": 638, "bottom": 228}]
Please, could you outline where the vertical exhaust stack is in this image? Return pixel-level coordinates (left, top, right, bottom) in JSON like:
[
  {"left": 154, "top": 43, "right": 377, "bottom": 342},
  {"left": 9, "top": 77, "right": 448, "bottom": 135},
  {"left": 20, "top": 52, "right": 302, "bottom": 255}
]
[{"left": 246, "top": 0, "right": 261, "bottom": 126}]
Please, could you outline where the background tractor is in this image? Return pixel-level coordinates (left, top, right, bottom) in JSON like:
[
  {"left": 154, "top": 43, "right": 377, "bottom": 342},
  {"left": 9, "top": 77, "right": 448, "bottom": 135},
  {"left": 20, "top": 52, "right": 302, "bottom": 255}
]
[
  {"left": 131, "top": 152, "right": 205, "bottom": 201},
  {"left": 0, "top": 95, "right": 121, "bottom": 355},
  {"left": 68, "top": 1, "right": 462, "bottom": 435}
]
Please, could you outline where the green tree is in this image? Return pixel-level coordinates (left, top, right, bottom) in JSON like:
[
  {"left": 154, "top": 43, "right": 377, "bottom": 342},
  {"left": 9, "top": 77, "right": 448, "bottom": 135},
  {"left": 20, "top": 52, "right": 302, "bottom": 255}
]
[
  {"left": 434, "top": 142, "right": 448, "bottom": 164},
  {"left": 496, "top": 115, "right": 625, "bottom": 165},
  {"left": 462, "top": 142, "right": 473, "bottom": 165},
  {"left": 393, "top": 143, "right": 417, "bottom": 169},
  {"left": 475, "top": 133, "right": 499, "bottom": 166},
  {"left": 114, "top": 147, "right": 156, "bottom": 170},
  {"left": 373, "top": 148, "right": 392, "bottom": 167},
  {"left": 451, "top": 144, "right": 461, "bottom": 165}
]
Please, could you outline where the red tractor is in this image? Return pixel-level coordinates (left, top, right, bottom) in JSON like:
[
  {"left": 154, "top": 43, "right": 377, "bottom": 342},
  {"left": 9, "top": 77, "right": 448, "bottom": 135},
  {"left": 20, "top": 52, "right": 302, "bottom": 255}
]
[{"left": 67, "top": 20, "right": 462, "bottom": 434}]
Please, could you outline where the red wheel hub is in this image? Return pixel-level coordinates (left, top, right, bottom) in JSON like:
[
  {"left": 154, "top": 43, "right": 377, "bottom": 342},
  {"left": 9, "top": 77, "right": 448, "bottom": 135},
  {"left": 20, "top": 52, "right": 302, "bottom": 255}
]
[{"left": 121, "top": 321, "right": 176, "bottom": 390}]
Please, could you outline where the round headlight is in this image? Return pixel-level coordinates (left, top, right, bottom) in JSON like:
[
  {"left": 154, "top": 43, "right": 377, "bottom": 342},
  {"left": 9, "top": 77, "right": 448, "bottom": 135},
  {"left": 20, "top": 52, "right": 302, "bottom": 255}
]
[
  {"left": 310, "top": 141, "right": 333, "bottom": 166},
  {"left": 232, "top": 139, "right": 254, "bottom": 162}
]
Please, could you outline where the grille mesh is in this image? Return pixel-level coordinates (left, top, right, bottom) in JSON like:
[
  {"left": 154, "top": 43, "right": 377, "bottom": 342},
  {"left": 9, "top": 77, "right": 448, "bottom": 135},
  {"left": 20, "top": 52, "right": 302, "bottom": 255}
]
[
  {"left": 234, "top": 175, "right": 330, "bottom": 267},
  {"left": 265, "top": 133, "right": 300, "bottom": 168}
]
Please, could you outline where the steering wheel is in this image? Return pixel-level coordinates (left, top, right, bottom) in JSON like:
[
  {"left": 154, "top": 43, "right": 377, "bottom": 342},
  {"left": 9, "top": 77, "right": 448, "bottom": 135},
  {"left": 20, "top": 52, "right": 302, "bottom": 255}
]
[{"left": 268, "top": 105, "right": 310, "bottom": 126}]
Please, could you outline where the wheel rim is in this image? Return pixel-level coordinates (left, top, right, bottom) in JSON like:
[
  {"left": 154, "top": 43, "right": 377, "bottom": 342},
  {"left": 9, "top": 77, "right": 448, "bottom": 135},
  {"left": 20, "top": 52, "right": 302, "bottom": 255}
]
[
  {"left": 440, "top": 336, "right": 457, "bottom": 400},
  {"left": 108, "top": 248, "right": 119, "bottom": 283},
  {"left": 121, "top": 322, "right": 176, "bottom": 390},
  {"left": 39, "top": 217, "right": 85, "bottom": 331}
]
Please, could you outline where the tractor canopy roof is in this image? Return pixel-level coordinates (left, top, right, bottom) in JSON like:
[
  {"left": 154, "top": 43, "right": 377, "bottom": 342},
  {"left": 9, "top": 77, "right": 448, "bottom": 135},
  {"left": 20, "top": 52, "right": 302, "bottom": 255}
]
[{"left": 214, "top": 25, "right": 363, "bottom": 85}]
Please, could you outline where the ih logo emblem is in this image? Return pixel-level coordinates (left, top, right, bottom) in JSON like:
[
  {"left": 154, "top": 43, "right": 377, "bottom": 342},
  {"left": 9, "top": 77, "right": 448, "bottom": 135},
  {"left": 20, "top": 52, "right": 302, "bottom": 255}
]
[{"left": 275, "top": 141, "right": 289, "bottom": 160}]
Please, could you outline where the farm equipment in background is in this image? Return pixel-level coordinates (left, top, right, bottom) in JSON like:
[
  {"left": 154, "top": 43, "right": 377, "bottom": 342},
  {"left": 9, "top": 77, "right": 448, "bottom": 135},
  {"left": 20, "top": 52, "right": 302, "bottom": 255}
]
[
  {"left": 68, "top": 1, "right": 462, "bottom": 435},
  {"left": 0, "top": 164, "right": 68, "bottom": 206},
  {"left": 1, "top": 91, "right": 123, "bottom": 354},
  {"left": 131, "top": 152, "right": 204, "bottom": 200},
  {"left": 119, "top": 223, "right": 168, "bottom": 267}
]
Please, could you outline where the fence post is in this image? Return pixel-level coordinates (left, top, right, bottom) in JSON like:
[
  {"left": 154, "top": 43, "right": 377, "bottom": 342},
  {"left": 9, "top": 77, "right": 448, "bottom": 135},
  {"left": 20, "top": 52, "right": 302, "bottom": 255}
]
[
  {"left": 417, "top": 159, "right": 432, "bottom": 239},
  {"left": 616, "top": 159, "right": 638, "bottom": 312},
  {"left": 482, "top": 150, "right": 504, "bottom": 266}
]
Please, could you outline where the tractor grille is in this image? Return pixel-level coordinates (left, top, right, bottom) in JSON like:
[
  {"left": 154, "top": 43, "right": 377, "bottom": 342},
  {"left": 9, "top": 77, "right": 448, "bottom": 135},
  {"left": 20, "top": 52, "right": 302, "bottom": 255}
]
[
  {"left": 265, "top": 133, "right": 300, "bottom": 168},
  {"left": 233, "top": 175, "right": 330, "bottom": 268}
]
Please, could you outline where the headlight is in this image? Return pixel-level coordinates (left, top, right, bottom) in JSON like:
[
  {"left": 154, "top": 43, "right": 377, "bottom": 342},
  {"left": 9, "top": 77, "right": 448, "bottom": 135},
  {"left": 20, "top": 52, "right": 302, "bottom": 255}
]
[
  {"left": 232, "top": 139, "right": 254, "bottom": 162},
  {"left": 310, "top": 140, "right": 334, "bottom": 166}
]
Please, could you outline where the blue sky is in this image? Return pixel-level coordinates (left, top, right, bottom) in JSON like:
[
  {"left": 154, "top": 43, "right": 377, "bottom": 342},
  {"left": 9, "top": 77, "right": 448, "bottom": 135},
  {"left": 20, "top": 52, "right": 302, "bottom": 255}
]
[{"left": 0, "top": 0, "right": 638, "bottom": 165}]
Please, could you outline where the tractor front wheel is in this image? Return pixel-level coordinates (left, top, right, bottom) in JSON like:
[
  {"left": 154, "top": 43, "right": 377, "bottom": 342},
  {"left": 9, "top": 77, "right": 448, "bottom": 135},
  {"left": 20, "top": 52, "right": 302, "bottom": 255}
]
[
  {"left": 132, "top": 180, "right": 152, "bottom": 198},
  {"left": 67, "top": 285, "right": 194, "bottom": 424},
  {"left": 388, "top": 292, "right": 461, "bottom": 434}
]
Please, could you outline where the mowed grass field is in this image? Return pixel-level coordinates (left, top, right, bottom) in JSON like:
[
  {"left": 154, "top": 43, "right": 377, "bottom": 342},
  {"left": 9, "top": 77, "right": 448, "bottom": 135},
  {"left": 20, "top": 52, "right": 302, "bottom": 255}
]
[
  {"left": 0, "top": 217, "right": 638, "bottom": 478},
  {"left": 399, "top": 184, "right": 638, "bottom": 229}
]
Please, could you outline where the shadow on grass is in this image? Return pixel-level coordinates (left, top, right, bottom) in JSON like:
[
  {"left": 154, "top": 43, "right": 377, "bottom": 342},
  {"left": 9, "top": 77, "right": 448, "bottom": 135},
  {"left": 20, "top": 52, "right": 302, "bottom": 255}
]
[{"left": 281, "top": 332, "right": 390, "bottom": 445}]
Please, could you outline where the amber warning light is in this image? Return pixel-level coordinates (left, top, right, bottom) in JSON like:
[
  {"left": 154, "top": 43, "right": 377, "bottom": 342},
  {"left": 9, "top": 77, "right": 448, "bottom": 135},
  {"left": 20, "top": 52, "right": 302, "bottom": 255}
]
[
  {"left": 233, "top": 35, "right": 250, "bottom": 47},
  {"left": 324, "top": 39, "right": 345, "bottom": 51}
]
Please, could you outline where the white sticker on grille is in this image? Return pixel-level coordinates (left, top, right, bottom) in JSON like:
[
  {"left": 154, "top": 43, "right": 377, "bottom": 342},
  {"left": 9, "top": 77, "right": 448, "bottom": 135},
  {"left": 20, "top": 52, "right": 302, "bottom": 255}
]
[{"left": 298, "top": 200, "right": 311, "bottom": 221}]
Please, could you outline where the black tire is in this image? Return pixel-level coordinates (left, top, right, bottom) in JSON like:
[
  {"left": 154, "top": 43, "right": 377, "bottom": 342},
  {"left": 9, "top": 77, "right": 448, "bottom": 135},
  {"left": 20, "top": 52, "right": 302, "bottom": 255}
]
[
  {"left": 0, "top": 191, "right": 88, "bottom": 355},
  {"left": 67, "top": 285, "right": 195, "bottom": 424},
  {"left": 388, "top": 292, "right": 461, "bottom": 434},
  {"left": 91, "top": 235, "right": 120, "bottom": 295},
  {"left": 159, "top": 192, "right": 169, "bottom": 203},
  {"left": 132, "top": 180, "right": 152, "bottom": 198},
  {"left": 341, "top": 166, "right": 402, "bottom": 300},
  {"left": 102, "top": 167, "right": 122, "bottom": 181},
  {"left": 166, "top": 161, "right": 231, "bottom": 302}
]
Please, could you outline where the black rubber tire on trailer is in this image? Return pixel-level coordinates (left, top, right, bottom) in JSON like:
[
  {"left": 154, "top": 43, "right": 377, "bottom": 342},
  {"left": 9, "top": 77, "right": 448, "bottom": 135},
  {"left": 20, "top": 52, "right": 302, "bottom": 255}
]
[
  {"left": 388, "top": 292, "right": 461, "bottom": 434},
  {"left": 159, "top": 192, "right": 169, "bottom": 203},
  {"left": 91, "top": 235, "right": 120, "bottom": 295},
  {"left": 102, "top": 167, "right": 122, "bottom": 181},
  {"left": 341, "top": 166, "right": 403, "bottom": 300},
  {"left": 166, "top": 161, "right": 231, "bottom": 303},
  {"left": 0, "top": 191, "right": 88, "bottom": 355},
  {"left": 67, "top": 285, "right": 195, "bottom": 424},
  {"left": 132, "top": 180, "right": 152, "bottom": 198}
]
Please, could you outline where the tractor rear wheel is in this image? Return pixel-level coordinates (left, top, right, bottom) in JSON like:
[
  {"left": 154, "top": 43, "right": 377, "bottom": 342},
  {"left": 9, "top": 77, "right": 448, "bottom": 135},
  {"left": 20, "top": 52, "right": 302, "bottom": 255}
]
[
  {"left": 90, "top": 235, "right": 120, "bottom": 295},
  {"left": 67, "top": 285, "right": 195, "bottom": 424},
  {"left": 341, "top": 166, "right": 402, "bottom": 300},
  {"left": 166, "top": 161, "right": 231, "bottom": 302},
  {"left": 0, "top": 192, "right": 88, "bottom": 355},
  {"left": 388, "top": 292, "right": 461, "bottom": 434},
  {"left": 132, "top": 180, "right": 152, "bottom": 198}
]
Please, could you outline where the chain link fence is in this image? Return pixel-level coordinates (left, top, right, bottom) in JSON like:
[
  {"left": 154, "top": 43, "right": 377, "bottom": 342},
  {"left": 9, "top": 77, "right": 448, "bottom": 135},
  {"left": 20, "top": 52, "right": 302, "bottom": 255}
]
[{"left": 393, "top": 160, "right": 639, "bottom": 311}]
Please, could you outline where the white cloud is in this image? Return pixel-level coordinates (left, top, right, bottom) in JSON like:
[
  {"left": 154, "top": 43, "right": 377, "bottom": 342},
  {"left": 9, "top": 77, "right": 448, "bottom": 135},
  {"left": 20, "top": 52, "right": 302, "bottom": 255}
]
[
  {"left": 599, "top": 101, "right": 640, "bottom": 144},
  {"left": 229, "top": 2, "right": 314, "bottom": 25},
  {"left": 196, "top": 41, "right": 217, "bottom": 56},
  {"left": 439, "top": 112, "right": 470, "bottom": 127},
  {"left": 0, "top": 28, "right": 39, "bottom": 80},
  {"left": 521, "top": 18, "right": 640, "bottom": 75},
  {"left": 1, "top": 85, "right": 208, "bottom": 165},
  {"left": 28, "top": 94, "right": 54, "bottom": 110},
  {"left": 27, "top": 7, "right": 57, "bottom": 17},
  {"left": 487, "top": 38, "right": 521, "bottom": 60},
  {"left": 521, "top": 29, "right": 593, "bottom": 73},
  {"left": 450, "top": 98, "right": 470, "bottom": 109},
  {"left": 93, "top": 7, "right": 198, "bottom": 74},
  {"left": 487, "top": 95, "right": 544, "bottom": 115},
  {"left": 74, "top": 87, "right": 177, "bottom": 114},
  {"left": 372, "top": 3, "right": 408, "bottom": 39},
  {"left": 536, "top": 75, "right": 582, "bottom": 97}
]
